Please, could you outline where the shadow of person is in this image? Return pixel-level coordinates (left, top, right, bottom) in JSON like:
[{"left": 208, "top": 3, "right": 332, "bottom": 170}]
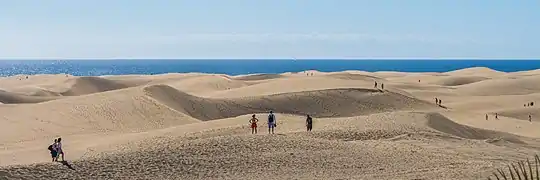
[
  {"left": 438, "top": 104, "right": 448, "bottom": 109},
  {"left": 60, "top": 161, "right": 75, "bottom": 170}
]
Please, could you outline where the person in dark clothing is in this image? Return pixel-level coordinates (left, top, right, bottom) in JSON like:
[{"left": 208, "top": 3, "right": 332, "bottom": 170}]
[
  {"left": 435, "top": 98, "right": 438, "bottom": 105},
  {"left": 268, "top": 111, "right": 276, "bottom": 134},
  {"left": 306, "top": 115, "right": 313, "bottom": 132},
  {"left": 48, "top": 139, "right": 58, "bottom": 162},
  {"left": 374, "top": 82, "right": 378, "bottom": 88},
  {"left": 438, "top": 99, "right": 442, "bottom": 105}
]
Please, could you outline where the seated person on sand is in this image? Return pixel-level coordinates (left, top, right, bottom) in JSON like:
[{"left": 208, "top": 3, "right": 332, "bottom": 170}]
[
  {"left": 268, "top": 111, "right": 277, "bottom": 134},
  {"left": 306, "top": 115, "right": 313, "bottom": 132},
  {"left": 249, "top": 114, "right": 259, "bottom": 134}
]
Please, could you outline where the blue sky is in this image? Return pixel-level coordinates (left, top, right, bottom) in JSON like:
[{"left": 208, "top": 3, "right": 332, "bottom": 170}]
[{"left": 0, "top": 0, "right": 539, "bottom": 59}]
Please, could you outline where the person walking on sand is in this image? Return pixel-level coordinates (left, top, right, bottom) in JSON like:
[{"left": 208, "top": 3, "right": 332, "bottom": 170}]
[
  {"left": 495, "top": 113, "right": 498, "bottom": 119},
  {"left": 306, "top": 115, "right": 313, "bottom": 132},
  {"left": 529, "top": 114, "right": 532, "bottom": 122},
  {"left": 435, "top": 98, "right": 438, "bottom": 105},
  {"left": 268, "top": 111, "right": 277, "bottom": 134},
  {"left": 374, "top": 81, "right": 378, "bottom": 89},
  {"left": 249, "top": 114, "right": 259, "bottom": 134},
  {"left": 486, "top": 114, "right": 488, "bottom": 120},
  {"left": 48, "top": 139, "right": 58, "bottom": 162},
  {"left": 438, "top": 99, "right": 442, "bottom": 106},
  {"left": 55, "top": 138, "right": 65, "bottom": 162},
  {"left": 381, "top": 83, "right": 384, "bottom": 90}
]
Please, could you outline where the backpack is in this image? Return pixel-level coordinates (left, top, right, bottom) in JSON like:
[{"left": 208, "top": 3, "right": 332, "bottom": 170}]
[
  {"left": 48, "top": 144, "right": 53, "bottom": 151},
  {"left": 268, "top": 114, "right": 275, "bottom": 122}
]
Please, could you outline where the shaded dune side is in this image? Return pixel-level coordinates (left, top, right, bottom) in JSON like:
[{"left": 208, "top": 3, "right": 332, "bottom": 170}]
[
  {"left": 233, "top": 74, "right": 284, "bottom": 81},
  {"left": 143, "top": 84, "right": 436, "bottom": 121},
  {"left": 29, "top": 88, "right": 63, "bottom": 96},
  {"left": 425, "top": 113, "right": 525, "bottom": 144},
  {"left": 0, "top": 90, "right": 61, "bottom": 104},
  {"left": 433, "top": 76, "right": 489, "bottom": 86},
  {"left": 60, "top": 77, "right": 132, "bottom": 96}
]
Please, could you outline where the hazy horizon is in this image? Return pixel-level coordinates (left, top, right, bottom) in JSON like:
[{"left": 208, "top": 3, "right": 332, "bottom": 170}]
[{"left": 1, "top": 0, "right": 539, "bottom": 59}]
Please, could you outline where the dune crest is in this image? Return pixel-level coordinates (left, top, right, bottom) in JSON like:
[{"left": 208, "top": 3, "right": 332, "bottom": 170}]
[
  {"left": 444, "top": 67, "right": 504, "bottom": 77},
  {"left": 60, "top": 76, "right": 132, "bottom": 96}
]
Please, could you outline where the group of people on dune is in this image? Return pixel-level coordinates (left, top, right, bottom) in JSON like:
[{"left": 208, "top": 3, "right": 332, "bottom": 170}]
[
  {"left": 248, "top": 111, "right": 313, "bottom": 134},
  {"left": 47, "top": 138, "right": 65, "bottom": 162}
]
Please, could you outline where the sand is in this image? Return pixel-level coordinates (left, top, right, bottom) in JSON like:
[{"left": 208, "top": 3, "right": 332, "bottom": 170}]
[{"left": 1, "top": 67, "right": 540, "bottom": 179}]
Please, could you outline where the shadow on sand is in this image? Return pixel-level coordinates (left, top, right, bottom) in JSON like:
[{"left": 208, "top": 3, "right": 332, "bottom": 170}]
[
  {"left": 59, "top": 161, "right": 75, "bottom": 170},
  {"left": 438, "top": 104, "right": 448, "bottom": 109}
]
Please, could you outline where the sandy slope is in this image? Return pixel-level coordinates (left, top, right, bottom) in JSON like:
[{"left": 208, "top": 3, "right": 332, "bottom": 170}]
[{"left": 1, "top": 66, "right": 540, "bottom": 180}]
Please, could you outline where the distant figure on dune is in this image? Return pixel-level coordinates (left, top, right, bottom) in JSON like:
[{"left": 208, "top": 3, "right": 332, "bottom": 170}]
[
  {"left": 268, "top": 111, "right": 277, "bottom": 134},
  {"left": 381, "top": 83, "right": 384, "bottom": 90},
  {"left": 435, "top": 98, "right": 438, "bottom": 105},
  {"left": 418, "top": 80, "right": 421, "bottom": 83},
  {"left": 531, "top": 102, "right": 534, "bottom": 106},
  {"left": 249, "top": 114, "right": 259, "bottom": 134},
  {"left": 438, "top": 99, "right": 442, "bottom": 106},
  {"left": 485, "top": 114, "right": 488, "bottom": 120},
  {"left": 48, "top": 139, "right": 58, "bottom": 162},
  {"left": 374, "top": 82, "right": 378, "bottom": 89},
  {"left": 306, "top": 115, "right": 313, "bottom": 132},
  {"left": 495, "top": 113, "right": 498, "bottom": 119},
  {"left": 529, "top": 114, "right": 532, "bottom": 122}
]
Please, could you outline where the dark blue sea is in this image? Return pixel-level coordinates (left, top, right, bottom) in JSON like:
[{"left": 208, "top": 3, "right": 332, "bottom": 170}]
[{"left": 0, "top": 60, "right": 539, "bottom": 76}]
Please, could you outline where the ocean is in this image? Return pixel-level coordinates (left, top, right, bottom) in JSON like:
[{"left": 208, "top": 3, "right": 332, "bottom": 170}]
[{"left": 0, "top": 59, "right": 539, "bottom": 76}]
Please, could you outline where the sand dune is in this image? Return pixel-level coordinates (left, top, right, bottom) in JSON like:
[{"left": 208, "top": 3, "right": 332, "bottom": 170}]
[
  {"left": 324, "top": 72, "right": 382, "bottom": 80},
  {"left": 233, "top": 73, "right": 284, "bottom": 81},
  {"left": 425, "top": 112, "right": 525, "bottom": 144},
  {"left": 432, "top": 76, "right": 489, "bottom": 86},
  {"left": 455, "top": 75, "right": 540, "bottom": 96},
  {"left": 0, "top": 90, "right": 61, "bottom": 104},
  {"left": 444, "top": 67, "right": 505, "bottom": 77},
  {"left": 495, "top": 107, "right": 539, "bottom": 121},
  {"left": 60, "top": 76, "right": 133, "bottom": 96},
  {"left": 1, "top": 112, "right": 536, "bottom": 179},
  {"left": 3, "top": 67, "right": 540, "bottom": 179},
  {"left": 0, "top": 87, "right": 199, "bottom": 145},
  {"left": 143, "top": 84, "right": 436, "bottom": 121},
  {"left": 167, "top": 75, "right": 253, "bottom": 96}
]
